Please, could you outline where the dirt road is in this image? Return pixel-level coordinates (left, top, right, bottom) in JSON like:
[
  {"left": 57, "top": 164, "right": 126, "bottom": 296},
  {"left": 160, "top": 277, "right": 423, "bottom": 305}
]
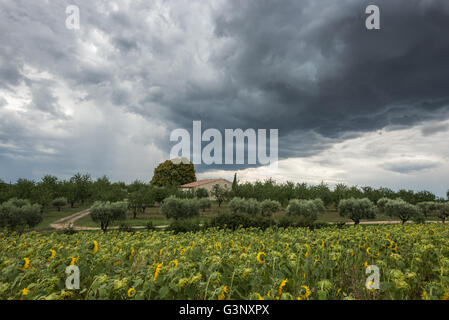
[{"left": 49, "top": 209, "right": 95, "bottom": 230}]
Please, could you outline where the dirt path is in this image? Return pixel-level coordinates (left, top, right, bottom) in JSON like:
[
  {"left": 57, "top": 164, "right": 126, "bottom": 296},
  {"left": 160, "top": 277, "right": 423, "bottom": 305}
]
[{"left": 50, "top": 209, "right": 93, "bottom": 230}]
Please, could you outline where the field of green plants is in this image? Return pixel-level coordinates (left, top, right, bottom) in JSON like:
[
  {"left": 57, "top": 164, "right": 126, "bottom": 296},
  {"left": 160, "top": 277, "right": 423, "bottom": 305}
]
[{"left": 1, "top": 223, "right": 449, "bottom": 300}]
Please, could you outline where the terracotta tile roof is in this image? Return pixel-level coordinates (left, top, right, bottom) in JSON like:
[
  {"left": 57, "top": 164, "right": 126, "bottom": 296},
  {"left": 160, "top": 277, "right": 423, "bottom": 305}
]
[{"left": 180, "top": 179, "right": 224, "bottom": 188}]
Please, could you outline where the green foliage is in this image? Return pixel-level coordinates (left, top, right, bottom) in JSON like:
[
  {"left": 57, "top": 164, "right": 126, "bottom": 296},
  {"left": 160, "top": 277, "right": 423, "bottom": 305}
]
[
  {"left": 91, "top": 176, "right": 127, "bottom": 202},
  {"left": 150, "top": 160, "right": 196, "bottom": 187},
  {"left": 415, "top": 201, "right": 449, "bottom": 223},
  {"left": 338, "top": 198, "right": 376, "bottom": 225},
  {"left": 14, "top": 179, "right": 35, "bottom": 200},
  {"left": 286, "top": 199, "right": 323, "bottom": 221},
  {"left": 376, "top": 197, "right": 390, "bottom": 214},
  {"left": 90, "top": 201, "right": 127, "bottom": 232},
  {"left": 232, "top": 173, "right": 238, "bottom": 191},
  {"left": 435, "top": 202, "right": 449, "bottom": 223},
  {"left": 198, "top": 198, "right": 212, "bottom": 212},
  {"left": 195, "top": 188, "right": 209, "bottom": 199},
  {"left": 0, "top": 179, "right": 13, "bottom": 204},
  {"left": 229, "top": 197, "right": 261, "bottom": 215},
  {"left": 229, "top": 197, "right": 246, "bottom": 214},
  {"left": 384, "top": 198, "right": 419, "bottom": 224},
  {"left": 70, "top": 173, "right": 92, "bottom": 205},
  {"left": 51, "top": 197, "right": 68, "bottom": 211},
  {"left": 160, "top": 196, "right": 200, "bottom": 220},
  {"left": 0, "top": 198, "right": 42, "bottom": 232},
  {"left": 416, "top": 201, "right": 438, "bottom": 217},
  {"left": 260, "top": 199, "right": 281, "bottom": 216},
  {"left": 128, "top": 186, "right": 155, "bottom": 219}
]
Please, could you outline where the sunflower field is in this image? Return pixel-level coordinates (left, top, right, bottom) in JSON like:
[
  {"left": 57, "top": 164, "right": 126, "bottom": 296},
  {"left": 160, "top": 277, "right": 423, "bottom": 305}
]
[{"left": 1, "top": 223, "right": 449, "bottom": 300}]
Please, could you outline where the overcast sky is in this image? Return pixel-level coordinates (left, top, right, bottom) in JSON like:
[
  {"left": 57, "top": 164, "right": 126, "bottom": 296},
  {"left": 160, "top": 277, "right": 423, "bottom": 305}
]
[{"left": 1, "top": 0, "right": 449, "bottom": 196}]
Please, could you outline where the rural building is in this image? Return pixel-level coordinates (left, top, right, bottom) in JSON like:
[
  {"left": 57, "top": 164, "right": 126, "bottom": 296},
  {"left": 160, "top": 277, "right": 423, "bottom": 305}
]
[{"left": 180, "top": 179, "right": 232, "bottom": 199}]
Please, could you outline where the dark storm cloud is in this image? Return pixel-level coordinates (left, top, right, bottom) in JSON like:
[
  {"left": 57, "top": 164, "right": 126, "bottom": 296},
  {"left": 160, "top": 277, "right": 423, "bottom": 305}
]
[{"left": 159, "top": 0, "right": 449, "bottom": 160}]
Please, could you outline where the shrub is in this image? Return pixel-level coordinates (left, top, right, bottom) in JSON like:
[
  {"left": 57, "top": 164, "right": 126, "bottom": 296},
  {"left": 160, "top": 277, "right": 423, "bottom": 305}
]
[
  {"left": 286, "top": 199, "right": 322, "bottom": 220},
  {"left": 260, "top": 199, "right": 281, "bottom": 216},
  {"left": 198, "top": 198, "right": 212, "bottom": 212},
  {"left": 160, "top": 196, "right": 200, "bottom": 220},
  {"left": 90, "top": 201, "right": 127, "bottom": 232},
  {"left": 168, "top": 219, "right": 201, "bottom": 234},
  {"left": 338, "top": 198, "right": 375, "bottom": 225},
  {"left": 384, "top": 198, "right": 419, "bottom": 224},
  {"left": 52, "top": 197, "right": 68, "bottom": 212},
  {"left": 0, "top": 198, "right": 42, "bottom": 232}
]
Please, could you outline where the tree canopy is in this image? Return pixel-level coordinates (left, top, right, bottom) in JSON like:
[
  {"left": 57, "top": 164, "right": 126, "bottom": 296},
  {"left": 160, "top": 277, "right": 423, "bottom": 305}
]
[{"left": 150, "top": 160, "right": 196, "bottom": 187}]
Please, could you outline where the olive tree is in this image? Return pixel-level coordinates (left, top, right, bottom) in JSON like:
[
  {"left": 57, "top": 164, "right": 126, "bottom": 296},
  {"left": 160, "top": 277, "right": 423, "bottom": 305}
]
[
  {"left": 90, "top": 201, "right": 127, "bottom": 232},
  {"left": 338, "top": 198, "right": 376, "bottom": 225},
  {"left": 286, "top": 199, "right": 322, "bottom": 221},
  {"left": 229, "top": 197, "right": 247, "bottom": 214},
  {"left": 229, "top": 197, "right": 261, "bottom": 215},
  {"left": 435, "top": 202, "right": 449, "bottom": 223},
  {"left": 160, "top": 196, "right": 200, "bottom": 220},
  {"left": 199, "top": 198, "right": 212, "bottom": 212},
  {"left": 376, "top": 197, "right": 390, "bottom": 214},
  {"left": 384, "top": 198, "right": 419, "bottom": 224},
  {"left": 0, "top": 198, "right": 42, "bottom": 233},
  {"left": 52, "top": 197, "right": 68, "bottom": 212},
  {"left": 211, "top": 184, "right": 228, "bottom": 207},
  {"left": 417, "top": 201, "right": 438, "bottom": 218},
  {"left": 260, "top": 199, "right": 281, "bottom": 216}
]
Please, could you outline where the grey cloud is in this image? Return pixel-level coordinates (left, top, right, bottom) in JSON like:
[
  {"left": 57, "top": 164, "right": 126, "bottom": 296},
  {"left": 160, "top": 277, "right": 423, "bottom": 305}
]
[
  {"left": 421, "top": 122, "right": 449, "bottom": 136},
  {"left": 382, "top": 159, "right": 441, "bottom": 174}
]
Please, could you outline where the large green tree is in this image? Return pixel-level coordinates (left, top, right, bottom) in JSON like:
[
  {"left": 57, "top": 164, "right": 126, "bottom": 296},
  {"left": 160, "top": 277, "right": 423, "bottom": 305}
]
[{"left": 150, "top": 160, "right": 196, "bottom": 187}]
